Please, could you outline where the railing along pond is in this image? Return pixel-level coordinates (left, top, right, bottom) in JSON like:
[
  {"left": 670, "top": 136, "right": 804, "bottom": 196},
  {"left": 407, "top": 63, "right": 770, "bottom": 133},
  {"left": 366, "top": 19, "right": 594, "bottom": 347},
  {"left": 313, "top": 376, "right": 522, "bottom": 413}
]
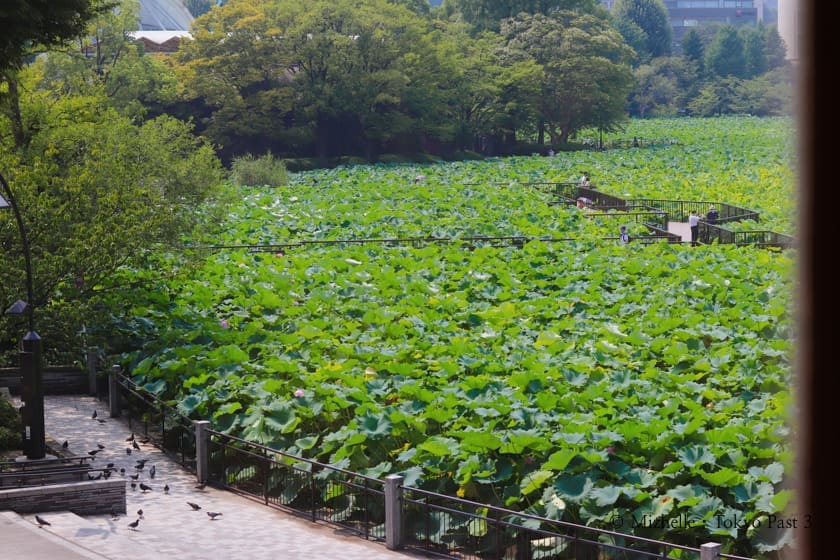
[
  {"left": 98, "top": 372, "right": 752, "bottom": 560},
  {"left": 107, "top": 371, "right": 196, "bottom": 472}
]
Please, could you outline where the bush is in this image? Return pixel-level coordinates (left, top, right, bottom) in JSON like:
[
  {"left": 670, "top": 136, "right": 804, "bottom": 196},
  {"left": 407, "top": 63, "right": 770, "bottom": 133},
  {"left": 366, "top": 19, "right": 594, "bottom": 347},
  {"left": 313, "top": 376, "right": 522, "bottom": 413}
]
[
  {"left": 376, "top": 153, "right": 414, "bottom": 164},
  {"left": 0, "top": 396, "right": 21, "bottom": 451},
  {"left": 333, "top": 156, "right": 369, "bottom": 167},
  {"left": 282, "top": 158, "right": 321, "bottom": 172},
  {"left": 230, "top": 153, "right": 288, "bottom": 187}
]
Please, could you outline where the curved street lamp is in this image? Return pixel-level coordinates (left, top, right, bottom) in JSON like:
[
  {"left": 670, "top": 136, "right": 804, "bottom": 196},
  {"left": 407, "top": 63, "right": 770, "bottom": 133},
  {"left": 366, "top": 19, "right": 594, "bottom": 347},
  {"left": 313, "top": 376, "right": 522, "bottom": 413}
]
[{"left": 1, "top": 171, "right": 46, "bottom": 460}]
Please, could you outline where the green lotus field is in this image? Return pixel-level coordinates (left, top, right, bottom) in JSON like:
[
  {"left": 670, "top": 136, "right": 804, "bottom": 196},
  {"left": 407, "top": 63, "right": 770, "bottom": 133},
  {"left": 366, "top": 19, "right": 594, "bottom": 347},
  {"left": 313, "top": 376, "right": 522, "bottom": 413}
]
[{"left": 106, "top": 116, "right": 798, "bottom": 557}]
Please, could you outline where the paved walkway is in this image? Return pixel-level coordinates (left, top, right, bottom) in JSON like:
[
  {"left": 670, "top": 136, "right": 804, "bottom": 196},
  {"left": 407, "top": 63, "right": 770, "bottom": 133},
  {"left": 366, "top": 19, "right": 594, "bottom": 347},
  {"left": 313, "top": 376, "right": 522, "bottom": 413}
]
[
  {"left": 3, "top": 394, "right": 426, "bottom": 560},
  {"left": 667, "top": 221, "right": 691, "bottom": 242}
]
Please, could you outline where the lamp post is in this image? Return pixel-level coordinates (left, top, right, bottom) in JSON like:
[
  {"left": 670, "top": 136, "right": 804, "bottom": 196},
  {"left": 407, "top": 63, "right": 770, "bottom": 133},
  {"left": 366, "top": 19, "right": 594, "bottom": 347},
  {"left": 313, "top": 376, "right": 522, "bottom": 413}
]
[{"left": 1, "top": 171, "right": 46, "bottom": 460}]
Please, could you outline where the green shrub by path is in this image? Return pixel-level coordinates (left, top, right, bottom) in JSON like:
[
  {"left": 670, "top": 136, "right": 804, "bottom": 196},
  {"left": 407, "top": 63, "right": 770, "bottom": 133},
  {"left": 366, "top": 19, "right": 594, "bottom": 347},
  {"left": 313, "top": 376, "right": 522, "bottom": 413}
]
[{"left": 0, "top": 396, "right": 22, "bottom": 451}]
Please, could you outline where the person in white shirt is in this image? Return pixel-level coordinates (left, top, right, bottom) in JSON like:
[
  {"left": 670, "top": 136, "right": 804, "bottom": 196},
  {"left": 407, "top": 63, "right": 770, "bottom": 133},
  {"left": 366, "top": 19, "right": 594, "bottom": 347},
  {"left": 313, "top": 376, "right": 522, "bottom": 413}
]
[
  {"left": 688, "top": 210, "right": 700, "bottom": 245},
  {"left": 619, "top": 225, "right": 630, "bottom": 244},
  {"left": 580, "top": 172, "right": 590, "bottom": 188}
]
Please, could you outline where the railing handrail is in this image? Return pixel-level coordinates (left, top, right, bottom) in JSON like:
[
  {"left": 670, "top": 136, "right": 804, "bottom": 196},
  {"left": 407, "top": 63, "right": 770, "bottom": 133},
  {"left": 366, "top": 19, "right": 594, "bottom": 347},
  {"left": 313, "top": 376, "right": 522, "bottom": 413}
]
[
  {"left": 401, "top": 485, "right": 705, "bottom": 557},
  {"left": 206, "top": 428, "right": 384, "bottom": 486}
]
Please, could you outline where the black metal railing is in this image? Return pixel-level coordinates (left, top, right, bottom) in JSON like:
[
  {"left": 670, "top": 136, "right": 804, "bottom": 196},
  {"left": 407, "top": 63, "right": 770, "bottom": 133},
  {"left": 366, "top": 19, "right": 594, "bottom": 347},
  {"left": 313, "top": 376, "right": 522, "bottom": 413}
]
[
  {"left": 100, "top": 375, "right": 757, "bottom": 559},
  {"left": 632, "top": 199, "right": 760, "bottom": 225},
  {"left": 206, "top": 430, "right": 386, "bottom": 541},
  {"left": 401, "top": 486, "right": 706, "bottom": 560},
  {"left": 110, "top": 374, "right": 196, "bottom": 472},
  {"left": 732, "top": 230, "right": 796, "bottom": 249}
]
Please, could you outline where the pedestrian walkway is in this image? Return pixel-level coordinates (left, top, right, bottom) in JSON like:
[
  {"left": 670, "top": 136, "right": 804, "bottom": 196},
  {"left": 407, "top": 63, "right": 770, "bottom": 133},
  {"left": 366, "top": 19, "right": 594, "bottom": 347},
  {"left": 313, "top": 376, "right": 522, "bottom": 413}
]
[
  {"left": 3, "top": 394, "right": 425, "bottom": 560},
  {"left": 667, "top": 221, "right": 692, "bottom": 242}
]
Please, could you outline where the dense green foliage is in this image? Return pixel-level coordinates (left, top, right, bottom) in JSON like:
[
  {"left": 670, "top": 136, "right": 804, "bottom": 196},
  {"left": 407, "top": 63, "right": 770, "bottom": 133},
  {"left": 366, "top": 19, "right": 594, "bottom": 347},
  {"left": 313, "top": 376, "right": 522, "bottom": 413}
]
[
  {"left": 0, "top": 61, "right": 226, "bottom": 364},
  {"left": 231, "top": 153, "right": 289, "bottom": 188},
  {"left": 92, "top": 117, "right": 796, "bottom": 557},
  {"left": 0, "top": 396, "right": 22, "bottom": 450},
  {"left": 611, "top": 0, "right": 672, "bottom": 61},
  {"left": 0, "top": 0, "right": 114, "bottom": 72}
]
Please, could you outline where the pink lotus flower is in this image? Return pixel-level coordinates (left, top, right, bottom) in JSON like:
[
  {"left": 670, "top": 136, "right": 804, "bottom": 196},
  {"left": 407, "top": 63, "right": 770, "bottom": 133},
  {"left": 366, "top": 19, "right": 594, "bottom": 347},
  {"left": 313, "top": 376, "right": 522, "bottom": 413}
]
[
  {"left": 607, "top": 446, "right": 615, "bottom": 455},
  {"left": 293, "top": 389, "right": 305, "bottom": 398},
  {"left": 219, "top": 320, "right": 230, "bottom": 328}
]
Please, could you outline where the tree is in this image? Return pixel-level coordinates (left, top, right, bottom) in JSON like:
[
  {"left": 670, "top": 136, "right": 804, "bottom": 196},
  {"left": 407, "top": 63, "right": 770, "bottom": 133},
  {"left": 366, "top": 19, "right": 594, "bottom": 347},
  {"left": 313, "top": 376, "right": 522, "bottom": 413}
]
[
  {"left": 35, "top": 0, "right": 180, "bottom": 122},
  {"left": 706, "top": 25, "right": 745, "bottom": 78},
  {"left": 176, "top": 0, "right": 438, "bottom": 162},
  {"left": 0, "top": 74, "right": 224, "bottom": 361},
  {"left": 680, "top": 28, "right": 704, "bottom": 74},
  {"left": 630, "top": 57, "right": 697, "bottom": 117},
  {"left": 688, "top": 77, "right": 739, "bottom": 116},
  {"left": 441, "top": 0, "right": 599, "bottom": 33},
  {"left": 611, "top": 0, "right": 671, "bottom": 60},
  {"left": 501, "top": 11, "right": 634, "bottom": 144},
  {"left": 0, "top": 0, "right": 114, "bottom": 71},
  {"left": 612, "top": 17, "right": 648, "bottom": 65},
  {"left": 763, "top": 25, "right": 788, "bottom": 70},
  {"left": 741, "top": 26, "right": 767, "bottom": 78}
]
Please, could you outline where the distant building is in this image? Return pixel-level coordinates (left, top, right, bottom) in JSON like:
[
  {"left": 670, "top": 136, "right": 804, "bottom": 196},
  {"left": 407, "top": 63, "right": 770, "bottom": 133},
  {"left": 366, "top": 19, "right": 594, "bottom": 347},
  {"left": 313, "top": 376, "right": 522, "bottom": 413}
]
[
  {"left": 130, "top": 30, "right": 192, "bottom": 54},
  {"left": 601, "top": 1, "right": 765, "bottom": 52}
]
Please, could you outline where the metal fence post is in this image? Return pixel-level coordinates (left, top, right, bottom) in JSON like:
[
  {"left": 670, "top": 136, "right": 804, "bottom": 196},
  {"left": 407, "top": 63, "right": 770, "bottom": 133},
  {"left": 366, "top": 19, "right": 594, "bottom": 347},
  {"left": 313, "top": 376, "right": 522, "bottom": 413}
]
[
  {"left": 86, "top": 346, "right": 98, "bottom": 396},
  {"left": 195, "top": 420, "right": 210, "bottom": 484},
  {"left": 108, "top": 365, "right": 120, "bottom": 418},
  {"left": 385, "top": 474, "right": 404, "bottom": 550},
  {"left": 700, "top": 542, "right": 721, "bottom": 560}
]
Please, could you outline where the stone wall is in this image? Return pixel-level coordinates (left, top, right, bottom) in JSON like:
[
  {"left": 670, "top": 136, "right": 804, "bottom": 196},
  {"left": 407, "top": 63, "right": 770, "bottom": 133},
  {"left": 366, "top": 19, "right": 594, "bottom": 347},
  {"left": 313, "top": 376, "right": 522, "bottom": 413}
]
[{"left": 0, "top": 478, "right": 125, "bottom": 515}]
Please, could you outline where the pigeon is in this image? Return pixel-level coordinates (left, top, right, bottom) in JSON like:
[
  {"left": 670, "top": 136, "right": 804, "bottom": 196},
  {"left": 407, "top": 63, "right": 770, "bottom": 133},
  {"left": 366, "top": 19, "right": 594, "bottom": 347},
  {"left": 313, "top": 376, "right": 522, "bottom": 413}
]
[
  {"left": 132, "top": 440, "right": 140, "bottom": 451},
  {"left": 139, "top": 483, "right": 152, "bottom": 493},
  {"left": 149, "top": 465, "right": 156, "bottom": 479},
  {"left": 92, "top": 410, "right": 98, "bottom": 419},
  {"left": 140, "top": 437, "right": 150, "bottom": 445},
  {"left": 88, "top": 449, "right": 100, "bottom": 457},
  {"left": 129, "top": 473, "right": 139, "bottom": 481},
  {"left": 126, "top": 433, "right": 135, "bottom": 442},
  {"left": 110, "top": 506, "right": 119, "bottom": 519},
  {"left": 187, "top": 502, "right": 201, "bottom": 511},
  {"left": 136, "top": 459, "right": 148, "bottom": 466},
  {"left": 126, "top": 448, "right": 132, "bottom": 455},
  {"left": 194, "top": 483, "right": 206, "bottom": 491},
  {"left": 127, "top": 518, "right": 140, "bottom": 531},
  {"left": 137, "top": 509, "right": 144, "bottom": 519},
  {"left": 97, "top": 443, "right": 105, "bottom": 450},
  {"left": 62, "top": 440, "right": 69, "bottom": 449},
  {"left": 130, "top": 482, "right": 137, "bottom": 491},
  {"left": 35, "top": 515, "right": 51, "bottom": 527},
  {"left": 106, "top": 462, "right": 115, "bottom": 469},
  {"left": 207, "top": 512, "right": 223, "bottom": 520},
  {"left": 164, "top": 484, "right": 170, "bottom": 494},
  {"left": 96, "top": 419, "right": 107, "bottom": 424},
  {"left": 120, "top": 468, "right": 125, "bottom": 475}
]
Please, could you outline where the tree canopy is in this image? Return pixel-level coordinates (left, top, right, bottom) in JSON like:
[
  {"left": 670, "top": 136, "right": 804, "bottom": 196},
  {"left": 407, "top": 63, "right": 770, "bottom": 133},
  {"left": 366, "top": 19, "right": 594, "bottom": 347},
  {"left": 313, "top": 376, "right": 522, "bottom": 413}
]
[
  {"left": 0, "top": 0, "right": 114, "bottom": 71},
  {"left": 611, "top": 0, "right": 671, "bottom": 61}
]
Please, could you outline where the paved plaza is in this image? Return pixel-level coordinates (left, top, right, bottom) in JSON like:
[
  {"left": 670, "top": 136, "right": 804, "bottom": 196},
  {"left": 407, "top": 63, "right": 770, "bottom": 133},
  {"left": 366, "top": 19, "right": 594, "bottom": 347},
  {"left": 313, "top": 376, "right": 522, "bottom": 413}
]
[{"left": 1, "top": 394, "right": 426, "bottom": 560}]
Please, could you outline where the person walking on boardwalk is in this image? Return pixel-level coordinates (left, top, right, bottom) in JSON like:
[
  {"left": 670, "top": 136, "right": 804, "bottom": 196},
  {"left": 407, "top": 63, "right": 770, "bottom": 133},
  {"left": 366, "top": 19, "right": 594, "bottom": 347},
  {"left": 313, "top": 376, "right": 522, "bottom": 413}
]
[{"left": 688, "top": 210, "right": 700, "bottom": 245}]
